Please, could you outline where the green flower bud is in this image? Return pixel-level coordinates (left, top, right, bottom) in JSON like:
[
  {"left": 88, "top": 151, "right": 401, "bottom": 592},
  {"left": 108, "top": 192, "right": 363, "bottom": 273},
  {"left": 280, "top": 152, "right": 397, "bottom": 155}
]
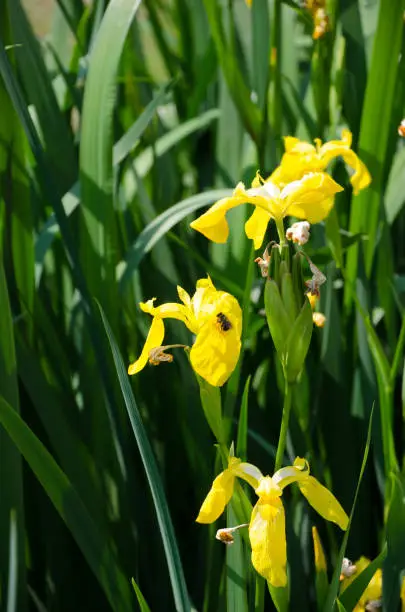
[{"left": 263, "top": 246, "right": 313, "bottom": 382}]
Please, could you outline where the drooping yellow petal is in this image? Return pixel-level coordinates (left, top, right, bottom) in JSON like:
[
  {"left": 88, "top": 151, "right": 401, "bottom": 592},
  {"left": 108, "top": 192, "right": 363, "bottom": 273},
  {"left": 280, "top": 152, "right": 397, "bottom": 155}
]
[
  {"left": 319, "top": 130, "right": 371, "bottom": 194},
  {"left": 282, "top": 173, "right": 343, "bottom": 223},
  {"left": 196, "top": 469, "right": 235, "bottom": 523},
  {"left": 190, "top": 307, "right": 241, "bottom": 386},
  {"left": 128, "top": 316, "right": 165, "bottom": 375},
  {"left": 249, "top": 497, "right": 287, "bottom": 587},
  {"left": 297, "top": 475, "right": 349, "bottom": 530},
  {"left": 244, "top": 206, "right": 272, "bottom": 249},
  {"left": 190, "top": 184, "right": 249, "bottom": 243}
]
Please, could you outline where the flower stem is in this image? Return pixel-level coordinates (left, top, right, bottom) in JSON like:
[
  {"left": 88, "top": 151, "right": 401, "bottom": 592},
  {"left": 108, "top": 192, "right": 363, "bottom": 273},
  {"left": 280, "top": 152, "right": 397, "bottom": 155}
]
[
  {"left": 275, "top": 218, "right": 286, "bottom": 248},
  {"left": 274, "top": 378, "right": 292, "bottom": 471}
]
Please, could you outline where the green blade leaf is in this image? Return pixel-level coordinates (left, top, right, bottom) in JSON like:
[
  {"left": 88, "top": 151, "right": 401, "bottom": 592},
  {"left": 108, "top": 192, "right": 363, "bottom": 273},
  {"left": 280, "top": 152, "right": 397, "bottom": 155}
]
[
  {"left": 118, "top": 189, "right": 233, "bottom": 288},
  {"left": 98, "top": 303, "right": 191, "bottom": 612},
  {"left": 131, "top": 578, "right": 152, "bottom": 612},
  {"left": 345, "top": 0, "right": 405, "bottom": 305},
  {"left": 0, "top": 395, "right": 132, "bottom": 612},
  {"left": 79, "top": 0, "right": 141, "bottom": 313},
  {"left": 226, "top": 503, "right": 248, "bottom": 612},
  {"left": 323, "top": 406, "right": 374, "bottom": 612},
  {"left": 0, "top": 261, "right": 26, "bottom": 611},
  {"left": 236, "top": 376, "right": 251, "bottom": 461},
  {"left": 339, "top": 546, "right": 386, "bottom": 610},
  {"left": 383, "top": 475, "right": 405, "bottom": 609}
]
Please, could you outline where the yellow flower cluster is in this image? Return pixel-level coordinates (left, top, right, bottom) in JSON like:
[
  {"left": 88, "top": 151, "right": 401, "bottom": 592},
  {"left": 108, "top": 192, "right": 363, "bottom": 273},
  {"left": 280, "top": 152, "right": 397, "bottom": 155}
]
[
  {"left": 191, "top": 131, "right": 370, "bottom": 250},
  {"left": 128, "top": 277, "right": 242, "bottom": 387},
  {"left": 197, "top": 455, "right": 348, "bottom": 587}
]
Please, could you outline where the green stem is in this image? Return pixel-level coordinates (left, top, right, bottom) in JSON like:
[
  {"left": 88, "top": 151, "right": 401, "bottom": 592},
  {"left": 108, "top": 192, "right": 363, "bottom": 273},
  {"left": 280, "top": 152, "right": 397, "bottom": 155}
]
[
  {"left": 275, "top": 217, "right": 286, "bottom": 248},
  {"left": 274, "top": 378, "right": 292, "bottom": 471},
  {"left": 254, "top": 575, "right": 265, "bottom": 612}
]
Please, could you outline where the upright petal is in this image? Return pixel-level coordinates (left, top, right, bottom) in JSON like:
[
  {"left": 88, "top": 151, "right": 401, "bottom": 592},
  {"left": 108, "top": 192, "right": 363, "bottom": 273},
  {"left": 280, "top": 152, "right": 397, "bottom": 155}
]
[
  {"left": 284, "top": 137, "right": 316, "bottom": 155},
  {"left": 319, "top": 130, "right": 371, "bottom": 194},
  {"left": 245, "top": 206, "right": 272, "bottom": 249},
  {"left": 128, "top": 316, "right": 165, "bottom": 375},
  {"left": 297, "top": 476, "right": 349, "bottom": 530},
  {"left": 153, "top": 303, "right": 195, "bottom": 333},
  {"left": 190, "top": 184, "right": 249, "bottom": 243},
  {"left": 233, "top": 462, "right": 264, "bottom": 490},
  {"left": 270, "top": 138, "right": 322, "bottom": 186},
  {"left": 249, "top": 498, "right": 287, "bottom": 587},
  {"left": 191, "top": 277, "right": 217, "bottom": 321},
  {"left": 177, "top": 285, "right": 191, "bottom": 307},
  {"left": 282, "top": 173, "right": 343, "bottom": 223},
  {"left": 273, "top": 463, "right": 308, "bottom": 490},
  {"left": 196, "top": 469, "right": 235, "bottom": 523}
]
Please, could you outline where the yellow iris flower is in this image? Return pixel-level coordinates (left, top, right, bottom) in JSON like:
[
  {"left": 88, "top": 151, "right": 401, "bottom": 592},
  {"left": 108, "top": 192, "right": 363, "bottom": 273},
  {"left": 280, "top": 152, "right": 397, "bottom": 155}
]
[
  {"left": 190, "top": 172, "right": 343, "bottom": 249},
  {"left": 127, "top": 277, "right": 242, "bottom": 387},
  {"left": 270, "top": 130, "right": 371, "bottom": 195},
  {"left": 197, "top": 456, "right": 349, "bottom": 587}
]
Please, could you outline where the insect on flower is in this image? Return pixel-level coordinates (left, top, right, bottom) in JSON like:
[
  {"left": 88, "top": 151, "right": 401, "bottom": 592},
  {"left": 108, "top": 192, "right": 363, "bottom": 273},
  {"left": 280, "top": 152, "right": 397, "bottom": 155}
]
[{"left": 216, "top": 312, "right": 232, "bottom": 332}]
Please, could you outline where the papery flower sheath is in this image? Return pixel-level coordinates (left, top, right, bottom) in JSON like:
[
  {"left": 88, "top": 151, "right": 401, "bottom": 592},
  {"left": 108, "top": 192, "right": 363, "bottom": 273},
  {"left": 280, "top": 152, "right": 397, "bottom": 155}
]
[
  {"left": 190, "top": 172, "right": 342, "bottom": 249},
  {"left": 197, "top": 456, "right": 348, "bottom": 587},
  {"left": 128, "top": 277, "right": 242, "bottom": 387},
  {"left": 270, "top": 130, "right": 371, "bottom": 194}
]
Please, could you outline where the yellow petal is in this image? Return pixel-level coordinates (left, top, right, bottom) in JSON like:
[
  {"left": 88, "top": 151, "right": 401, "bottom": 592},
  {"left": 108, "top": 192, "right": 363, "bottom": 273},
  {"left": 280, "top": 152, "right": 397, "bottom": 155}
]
[
  {"left": 128, "top": 316, "right": 165, "bottom": 375},
  {"left": 244, "top": 206, "right": 272, "bottom": 249},
  {"left": 284, "top": 137, "right": 316, "bottom": 155},
  {"left": 140, "top": 298, "right": 157, "bottom": 314},
  {"left": 190, "top": 292, "right": 242, "bottom": 386},
  {"left": 233, "top": 462, "right": 264, "bottom": 490},
  {"left": 282, "top": 173, "right": 343, "bottom": 223},
  {"left": 191, "top": 277, "right": 217, "bottom": 320},
  {"left": 319, "top": 130, "right": 371, "bottom": 195},
  {"left": 190, "top": 184, "right": 248, "bottom": 243},
  {"left": 190, "top": 319, "right": 241, "bottom": 387},
  {"left": 270, "top": 139, "right": 322, "bottom": 186},
  {"left": 297, "top": 475, "right": 349, "bottom": 530},
  {"left": 152, "top": 302, "right": 195, "bottom": 332},
  {"left": 249, "top": 498, "right": 287, "bottom": 587},
  {"left": 196, "top": 469, "right": 235, "bottom": 523},
  {"left": 177, "top": 285, "right": 191, "bottom": 307},
  {"left": 273, "top": 464, "right": 308, "bottom": 490}
]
